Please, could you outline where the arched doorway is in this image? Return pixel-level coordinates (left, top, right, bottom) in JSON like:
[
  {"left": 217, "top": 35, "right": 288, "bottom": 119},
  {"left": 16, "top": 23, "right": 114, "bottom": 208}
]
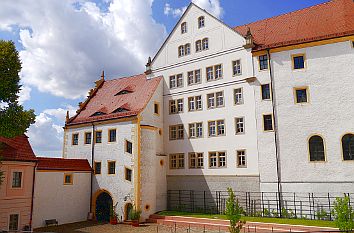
[
  {"left": 125, "top": 203, "right": 133, "bottom": 220},
  {"left": 95, "top": 191, "right": 113, "bottom": 222}
]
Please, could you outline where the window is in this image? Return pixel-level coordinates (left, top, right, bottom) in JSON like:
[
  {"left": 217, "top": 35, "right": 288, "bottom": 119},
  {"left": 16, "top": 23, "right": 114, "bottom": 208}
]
[
  {"left": 181, "top": 22, "right": 187, "bottom": 34},
  {"left": 9, "top": 214, "right": 19, "bottom": 231},
  {"left": 189, "top": 153, "right": 204, "bottom": 168},
  {"left": 309, "top": 135, "right": 325, "bottom": 161},
  {"left": 187, "top": 69, "right": 201, "bottom": 85},
  {"left": 95, "top": 131, "right": 102, "bottom": 143},
  {"left": 198, "top": 16, "right": 205, "bottom": 28},
  {"left": 209, "top": 152, "right": 226, "bottom": 168},
  {"left": 169, "top": 125, "right": 184, "bottom": 140},
  {"left": 64, "top": 174, "right": 73, "bottom": 185},
  {"left": 185, "top": 43, "right": 191, "bottom": 55},
  {"left": 154, "top": 102, "right": 159, "bottom": 115},
  {"left": 189, "top": 122, "right": 203, "bottom": 138},
  {"left": 206, "top": 65, "right": 223, "bottom": 81},
  {"left": 12, "top": 172, "right": 22, "bottom": 188},
  {"left": 188, "top": 96, "right": 202, "bottom": 111},
  {"left": 169, "top": 74, "right": 183, "bottom": 89},
  {"left": 125, "top": 168, "right": 132, "bottom": 181},
  {"left": 237, "top": 150, "right": 246, "bottom": 167},
  {"left": 235, "top": 117, "right": 245, "bottom": 134},
  {"left": 94, "top": 162, "right": 101, "bottom": 174},
  {"left": 202, "top": 38, "right": 209, "bottom": 50},
  {"left": 72, "top": 133, "right": 79, "bottom": 145},
  {"left": 170, "top": 153, "right": 184, "bottom": 169},
  {"left": 126, "top": 140, "right": 133, "bottom": 154},
  {"left": 169, "top": 99, "right": 183, "bottom": 114},
  {"left": 207, "top": 91, "right": 224, "bottom": 109},
  {"left": 108, "top": 129, "right": 116, "bottom": 142},
  {"left": 232, "top": 60, "right": 242, "bottom": 75},
  {"left": 115, "top": 89, "right": 132, "bottom": 96},
  {"left": 108, "top": 161, "right": 116, "bottom": 174},
  {"left": 208, "top": 120, "right": 225, "bottom": 137},
  {"left": 234, "top": 88, "right": 243, "bottom": 105},
  {"left": 196, "top": 40, "right": 202, "bottom": 52},
  {"left": 263, "top": 114, "right": 273, "bottom": 131},
  {"left": 259, "top": 54, "right": 269, "bottom": 70},
  {"left": 261, "top": 84, "right": 271, "bottom": 100},
  {"left": 292, "top": 54, "right": 305, "bottom": 70},
  {"left": 85, "top": 132, "right": 92, "bottom": 144},
  {"left": 342, "top": 134, "right": 354, "bottom": 161},
  {"left": 178, "top": 45, "right": 185, "bottom": 57},
  {"left": 295, "top": 87, "right": 309, "bottom": 103}
]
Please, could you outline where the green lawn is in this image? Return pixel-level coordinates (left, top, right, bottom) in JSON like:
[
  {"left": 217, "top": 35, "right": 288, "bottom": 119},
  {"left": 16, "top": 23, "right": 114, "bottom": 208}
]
[{"left": 157, "top": 211, "right": 337, "bottom": 228}]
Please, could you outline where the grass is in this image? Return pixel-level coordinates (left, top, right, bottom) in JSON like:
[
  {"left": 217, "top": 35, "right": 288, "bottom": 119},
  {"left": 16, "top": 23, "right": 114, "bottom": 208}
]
[{"left": 157, "top": 211, "right": 337, "bottom": 228}]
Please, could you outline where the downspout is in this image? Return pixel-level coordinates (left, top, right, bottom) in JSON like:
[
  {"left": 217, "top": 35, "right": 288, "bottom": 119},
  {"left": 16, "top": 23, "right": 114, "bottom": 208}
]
[
  {"left": 134, "top": 115, "right": 142, "bottom": 210},
  {"left": 90, "top": 123, "right": 95, "bottom": 214},
  {"left": 29, "top": 161, "right": 37, "bottom": 230},
  {"left": 267, "top": 49, "right": 283, "bottom": 215}
]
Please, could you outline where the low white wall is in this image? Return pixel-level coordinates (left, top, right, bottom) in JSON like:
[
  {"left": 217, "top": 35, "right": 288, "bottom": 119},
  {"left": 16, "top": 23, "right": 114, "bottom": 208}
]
[{"left": 32, "top": 171, "right": 91, "bottom": 228}]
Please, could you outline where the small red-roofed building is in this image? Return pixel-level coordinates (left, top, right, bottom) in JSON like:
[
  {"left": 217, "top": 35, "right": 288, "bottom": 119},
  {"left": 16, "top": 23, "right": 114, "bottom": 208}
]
[
  {"left": 63, "top": 73, "right": 165, "bottom": 221},
  {"left": 32, "top": 157, "right": 92, "bottom": 228},
  {"left": 0, "top": 135, "right": 37, "bottom": 232}
]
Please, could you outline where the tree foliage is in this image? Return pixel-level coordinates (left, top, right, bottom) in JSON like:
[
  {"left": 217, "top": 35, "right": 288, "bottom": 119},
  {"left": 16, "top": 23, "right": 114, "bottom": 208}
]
[
  {"left": 0, "top": 40, "right": 35, "bottom": 138},
  {"left": 225, "top": 187, "right": 245, "bottom": 233},
  {"left": 332, "top": 195, "right": 354, "bottom": 232}
]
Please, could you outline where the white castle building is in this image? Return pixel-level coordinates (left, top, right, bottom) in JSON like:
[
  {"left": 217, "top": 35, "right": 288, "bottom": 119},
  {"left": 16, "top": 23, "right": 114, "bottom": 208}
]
[{"left": 63, "top": 0, "right": 354, "bottom": 222}]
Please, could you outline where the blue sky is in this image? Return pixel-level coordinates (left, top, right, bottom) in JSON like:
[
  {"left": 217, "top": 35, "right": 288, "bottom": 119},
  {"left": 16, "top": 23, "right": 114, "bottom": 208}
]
[{"left": 0, "top": 0, "right": 328, "bottom": 156}]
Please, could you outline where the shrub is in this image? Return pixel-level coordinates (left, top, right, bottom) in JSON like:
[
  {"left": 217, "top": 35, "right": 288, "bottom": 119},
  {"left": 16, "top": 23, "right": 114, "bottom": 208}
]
[
  {"left": 332, "top": 195, "right": 354, "bottom": 232},
  {"left": 225, "top": 187, "right": 245, "bottom": 233},
  {"left": 129, "top": 207, "right": 142, "bottom": 221}
]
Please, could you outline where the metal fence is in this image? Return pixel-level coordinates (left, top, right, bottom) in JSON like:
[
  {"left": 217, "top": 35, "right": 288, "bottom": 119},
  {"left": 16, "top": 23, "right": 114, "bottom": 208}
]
[{"left": 167, "top": 190, "right": 354, "bottom": 220}]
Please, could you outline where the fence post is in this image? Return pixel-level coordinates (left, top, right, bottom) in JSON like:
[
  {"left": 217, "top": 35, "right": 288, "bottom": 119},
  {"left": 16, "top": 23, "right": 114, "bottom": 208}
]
[
  {"left": 261, "top": 192, "right": 264, "bottom": 216},
  {"left": 245, "top": 192, "right": 248, "bottom": 215},
  {"left": 276, "top": 192, "right": 279, "bottom": 217},
  {"left": 312, "top": 193, "right": 315, "bottom": 220},
  {"left": 327, "top": 193, "right": 331, "bottom": 221},
  {"left": 308, "top": 193, "right": 312, "bottom": 220},
  {"left": 293, "top": 192, "right": 297, "bottom": 218},
  {"left": 178, "top": 190, "right": 181, "bottom": 210},
  {"left": 167, "top": 190, "right": 170, "bottom": 210},
  {"left": 216, "top": 191, "right": 219, "bottom": 214},
  {"left": 204, "top": 191, "right": 206, "bottom": 213}
]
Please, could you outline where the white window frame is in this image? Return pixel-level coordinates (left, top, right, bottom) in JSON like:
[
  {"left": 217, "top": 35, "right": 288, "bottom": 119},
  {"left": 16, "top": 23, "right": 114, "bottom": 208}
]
[
  {"left": 181, "top": 22, "right": 187, "bottom": 34},
  {"left": 234, "top": 88, "right": 244, "bottom": 105},
  {"left": 235, "top": 117, "right": 245, "bottom": 135},
  {"left": 232, "top": 59, "right": 242, "bottom": 76},
  {"left": 237, "top": 150, "right": 247, "bottom": 168}
]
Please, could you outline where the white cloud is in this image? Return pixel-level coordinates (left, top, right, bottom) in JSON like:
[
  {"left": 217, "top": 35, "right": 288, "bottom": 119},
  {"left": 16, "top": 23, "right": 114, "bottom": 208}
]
[
  {"left": 0, "top": 0, "right": 167, "bottom": 99},
  {"left": 164, "top": 0, "right": 223, "bottom": 19},
  {"left": 27, "top": 105, "right": 76, "bottom": 157},
  {"left": 18, "top": 85, "right": 31, "bottom": 104}
]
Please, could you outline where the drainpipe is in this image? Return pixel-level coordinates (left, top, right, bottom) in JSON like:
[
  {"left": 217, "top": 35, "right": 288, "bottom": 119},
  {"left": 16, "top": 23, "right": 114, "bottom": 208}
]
[
  {"left": 267, "top": 49, "right": 283, "bottom": 216},
  {"left": 29, "top": 161, "right": 37, "bottom": 230},
  {"left": 89, "top": 123, "right": 95, "bottom": 215}
]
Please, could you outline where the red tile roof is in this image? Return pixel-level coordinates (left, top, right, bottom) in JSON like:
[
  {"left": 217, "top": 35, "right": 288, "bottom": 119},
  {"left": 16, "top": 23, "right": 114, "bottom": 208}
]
[
  {"left": 67, "top": 74, "right": 162, "bottom": 126},
  {"left": 36, "top": 157, "right": 92, "bottom": 172},
  {"left": 234, "top": 0, "right": 354, "bottom": 51},
  {"left": 0, "top": 135, "right": 37, "bottom": 162}
]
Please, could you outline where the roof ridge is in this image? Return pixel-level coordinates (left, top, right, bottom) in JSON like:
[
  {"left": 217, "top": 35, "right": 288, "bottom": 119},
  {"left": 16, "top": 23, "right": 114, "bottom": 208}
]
[{"left": 234, "top": 0, "right": 333, "bottom": 28}]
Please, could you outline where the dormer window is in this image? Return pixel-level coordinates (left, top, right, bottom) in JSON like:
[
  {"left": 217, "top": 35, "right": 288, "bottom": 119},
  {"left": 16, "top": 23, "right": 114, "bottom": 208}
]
[
  {"left": 181, "top": 22, "right": 187, "bottom": 34},
  {"left": 112, "top": 107, "right": 129, "bottom": 113},
  {"left": 198, "top": 16, "right": 205, "bottom": 28},
  {"left": 115, "top": 90, "right": 132, "bottom": 96},
  {"left": 91, "top": 111, "right": 106, "bottom": 117}
]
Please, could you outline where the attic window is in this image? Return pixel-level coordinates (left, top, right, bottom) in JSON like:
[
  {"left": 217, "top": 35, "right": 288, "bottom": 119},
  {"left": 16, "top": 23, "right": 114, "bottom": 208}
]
[
  {"left": 115, "top": 90, "right": 132, "bottom": 96},
  {"left": 91, "top": 111, "right": 106, "bottom": 117},
  {"left": 112, "top": 107, "right": 129, "bottom": 113}
]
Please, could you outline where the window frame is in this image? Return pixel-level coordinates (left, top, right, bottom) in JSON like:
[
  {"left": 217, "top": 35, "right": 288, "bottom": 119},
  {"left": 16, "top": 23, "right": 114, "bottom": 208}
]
[
  {"left": 124, "top": 167, "right": 133, "bottom": 182},
  {"left": 258, "top": 54, "right": 269, "bottom": 71},
  {"left": 63, "top": 173, "right": 73, "bottom": 185},
  {"left": 341, "top": 133, "right": 354, "bottom": 161},
  {"left": 291, "top": 53, "right": 306, "bottom": 70},
  {"left": 95, "top": 130, "right": 102, "bottom": 143},
  {"left": 84, "top": 132, "right": 92, "bottom": 145},
  {"left": 154, "top": 101, "right": 160, "bottom": 115},
  {"left": 107, "top": 161, "right": 116, "bottom": 175},
  {"left": 11, "top": 170, "right": 23, "bottom": 189},
  {"left": 185, "top": 43, "right": 191, "bottom": 55},
  {"left": 169, "top": 99, "right": 184, "bottom": 114},
  {"left": 235, "top": 117, "right": 245, "bottom": 135},
  {"left": 232, "top": 59, "right": 242, "bottom": 76},
  {"left": 125, "top": 140, "right": 133, "bottom": 154},
  {"left": 308, "top": 134, "right": 326, "bottom": 162},
  {"left": 262, "top": 114, "right": 274, "bottom": 132},
  {"left": 208, "top": 151, "right": 227, "bottom": 168},
  {"left": 169, "top": 124, "right": 184, "bottom": 140},
  {"left": 261, "top": 84, "right": 271, "bottom": 100},
  {"left": 72, "top": 133, "right": 79, "bottom": 145},
  {"left": 195, "top": 40, "right": 202, "bottom": 52},
  {"left": 108, "top": 128, "right": 117, "bottom": 143},
  {"left": 187, "top": 69, "right": 202, "bottom": 86},
  {"left": 94, "top": 161, "right": 102, "bottom": 175},
  {"left": 181, "top": 22, "right": 187, "bottom": 34},
  {"left": 188, "top": 122, "right": 203, "bottom": 139},
  {"left": 234, "top": 88, "right": 244, "bottom": 105},
  {"left": 202, "top": 38, "right": 209, "bottom": 50},
  {"left": 189, "top": 152, "right": 204, "bottom": 169},
  {"left": 169, "top": 153, "right": 185, "bottom": 169},
  {"left": 208, "top": 119, "right": 225, "bottom": 137},
  {"left": 198, "top": 16, "right": 205, "bottom": 28},
  {"left": 237, "top": 150, "right": 247, "bottom": 168},
  {"left": 8, "top": 213, "right": 20, "bottom": 231},
  {"left": 294, "top": 86, "right": 310, "bottom": 104}
]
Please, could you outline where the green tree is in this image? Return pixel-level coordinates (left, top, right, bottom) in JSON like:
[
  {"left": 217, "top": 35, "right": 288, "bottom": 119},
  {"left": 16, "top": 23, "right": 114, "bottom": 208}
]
[
  {"left": 225, "top": 187, "right": 245, "bottom": 233},
  {"left": 332, "top": 195, "right": 354, "bottom": 232},
  {"left": 0, "top": 40, "right": 35, "bottom": 138}
]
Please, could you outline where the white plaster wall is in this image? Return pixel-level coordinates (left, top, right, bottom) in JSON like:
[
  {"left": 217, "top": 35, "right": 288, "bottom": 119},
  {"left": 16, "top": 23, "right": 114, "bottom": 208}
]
[
  {"left": 257, "top": 40, "right": 354, "bottom": 193},
  {"left": 151, "top": 4, "right": 259, "bottom": 180},
  {"left": 32, "top": 171, "right": 90, "bottom": 228}
]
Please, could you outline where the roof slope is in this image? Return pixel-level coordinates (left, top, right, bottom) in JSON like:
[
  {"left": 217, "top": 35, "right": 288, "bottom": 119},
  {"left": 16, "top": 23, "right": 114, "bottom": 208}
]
[
  {"left": 36, "top": 157, "right": 92, "bottom": 171},
  {"left": 0, "top": 135, "right": 37, "bottom": 162},
  {"left": 234, "top": 0, "right": 354, "bottom": 51},
  {"left": 67, "top": 74, "right": 162, "bottom": 125}
]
